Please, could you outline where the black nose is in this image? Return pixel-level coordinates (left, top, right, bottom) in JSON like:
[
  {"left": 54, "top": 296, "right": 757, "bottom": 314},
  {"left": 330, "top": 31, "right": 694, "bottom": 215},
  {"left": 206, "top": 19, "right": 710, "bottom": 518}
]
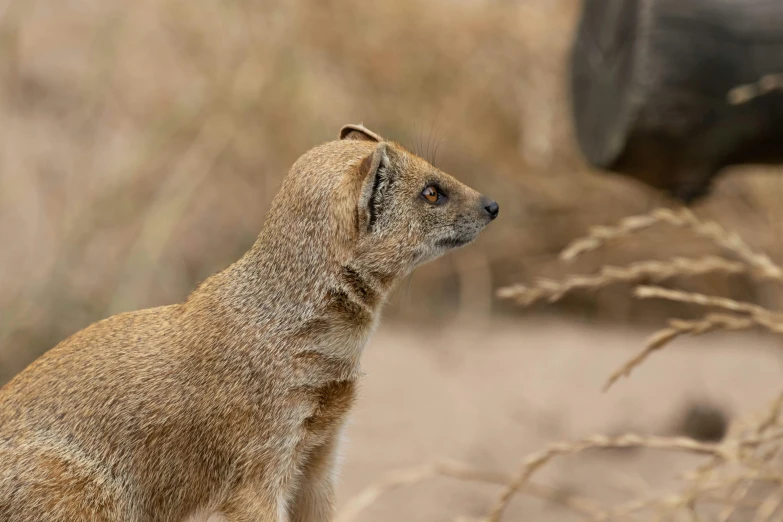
[{"left": 484, "top": 200, "right": 499, "bottom": 220}]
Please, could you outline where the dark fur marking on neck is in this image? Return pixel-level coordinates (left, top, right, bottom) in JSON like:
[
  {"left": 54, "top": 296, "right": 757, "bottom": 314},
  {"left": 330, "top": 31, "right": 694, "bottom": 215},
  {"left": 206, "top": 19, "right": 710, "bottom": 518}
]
[
  {"left": 341, "top": 265, "right": 379, "bottom": 307},
  {"left": 291, "top": 351, "right": 357, "bottom": 382},
  {"left": 291, "top": 318, "right": 330, "bottom": 342},
  {"left": 369, "top": 269, "right": 394, "bottom": 288},
  {"left": 435, "top": 236, "right": 471, "bottom": 249},
  {"left": 301, "top": 380, "right": 356, "bottom": 438},
  {"left": 325, "top": 288, "right": 372, "bottom": 325}
]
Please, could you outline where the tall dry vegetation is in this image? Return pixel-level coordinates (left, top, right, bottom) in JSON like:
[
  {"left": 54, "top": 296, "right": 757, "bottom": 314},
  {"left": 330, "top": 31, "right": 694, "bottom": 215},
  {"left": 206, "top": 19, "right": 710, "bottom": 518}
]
[
  {"left": 337, "top": 208, "right": 783, "bottom": 521},
  {"left": 0, "top": 0, "right": 583, "bottom": 379},
  {"left": 1, "top": 0, "right": 783, "bottom": 382}
]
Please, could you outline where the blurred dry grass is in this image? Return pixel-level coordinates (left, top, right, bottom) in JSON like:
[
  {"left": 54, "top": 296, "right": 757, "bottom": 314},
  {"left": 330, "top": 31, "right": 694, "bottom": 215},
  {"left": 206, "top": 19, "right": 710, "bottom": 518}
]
[
  {"left": 2, "top": 0, "right": 783, "bottom": 380},
  {"left": 336, "top": 208, "right": 783, "bottom": 522}
]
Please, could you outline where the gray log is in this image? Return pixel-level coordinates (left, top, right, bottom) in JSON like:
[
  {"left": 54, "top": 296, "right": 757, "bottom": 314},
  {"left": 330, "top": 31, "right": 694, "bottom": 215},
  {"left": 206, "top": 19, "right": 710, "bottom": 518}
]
[{"left": 570, "top": 0, "right": 783, "bottom": 201}]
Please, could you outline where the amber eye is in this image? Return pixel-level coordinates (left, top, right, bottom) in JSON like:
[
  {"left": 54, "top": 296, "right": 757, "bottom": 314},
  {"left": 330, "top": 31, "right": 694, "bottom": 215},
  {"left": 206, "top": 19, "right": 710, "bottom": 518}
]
[{"left": 422, "top": 186, "right": 440, "bottom": 203}]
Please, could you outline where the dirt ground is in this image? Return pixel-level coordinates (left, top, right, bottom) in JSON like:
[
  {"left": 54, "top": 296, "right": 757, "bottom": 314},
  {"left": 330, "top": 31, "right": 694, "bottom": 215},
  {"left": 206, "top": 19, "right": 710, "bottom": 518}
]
[{"left": 336, "top": 316, "right": 783, "bottom": 521}]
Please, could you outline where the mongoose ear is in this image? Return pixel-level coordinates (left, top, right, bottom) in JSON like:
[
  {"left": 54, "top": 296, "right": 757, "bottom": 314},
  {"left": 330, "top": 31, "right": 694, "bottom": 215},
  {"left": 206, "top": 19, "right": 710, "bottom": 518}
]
[
  {"left": 340, "top": 124, "right": 383, "bottom": 143},
  {"left": 357, "top": 143, "right": 394, "bottom": 231}
]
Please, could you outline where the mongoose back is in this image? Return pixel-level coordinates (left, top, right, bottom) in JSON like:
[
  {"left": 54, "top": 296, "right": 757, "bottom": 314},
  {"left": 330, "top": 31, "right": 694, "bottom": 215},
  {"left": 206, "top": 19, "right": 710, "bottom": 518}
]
[{"left": 0, "top": 124, "right": 499, "bottom": 522}]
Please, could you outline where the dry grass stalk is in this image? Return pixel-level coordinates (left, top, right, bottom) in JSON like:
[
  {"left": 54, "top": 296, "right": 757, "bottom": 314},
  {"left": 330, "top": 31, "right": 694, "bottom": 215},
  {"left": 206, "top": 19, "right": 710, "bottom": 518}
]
[
  {"left": 634, "top": 286, "right": 783, "bottom": 321},
  {"left": 335, "top": 460, "right": 608, "bottom": 522},
  {"left": 594, "top": 287, "right": 783, "bottom": 390},
  {"left": 497, "top": 256, "right": 747, "bottom": 306},
  {"left": 481, "top": 434, "right": 731, "bottom": 522},
  {"left": 595, "top": 285, "right": 783, "bottom": 390},
  {"left": 560, "top": 208, "right": 783, "bottom": 282},
  {"left": 490, "top": 409, "right": 783, "bottom": 521},
  {"left": 472, "top": 209, "right": 783, "bottom": 521},
  {"left": 337, "top": 395, "right": 783, "bottom": 522},
  {"left": 714, "top": 393, "right": 783, "bottom": 522},
  {"left": 497, "top": 208, "right": 783, "bottom": 392},
  {"left": 602, "top": 313, "right": 783, "bottom": 391},
  {"left": 336, "top": 432, "right": 733, "bottom": 522}
]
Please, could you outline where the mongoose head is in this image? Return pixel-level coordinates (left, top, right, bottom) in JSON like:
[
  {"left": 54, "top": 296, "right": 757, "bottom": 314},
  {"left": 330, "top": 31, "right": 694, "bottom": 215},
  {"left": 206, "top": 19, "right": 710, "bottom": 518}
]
[
  {"left": 340, "top": 124, "right": 498, "bottom": 276},
  {"left": 259, "top": 124, "right": 498, "bottom": 294}
]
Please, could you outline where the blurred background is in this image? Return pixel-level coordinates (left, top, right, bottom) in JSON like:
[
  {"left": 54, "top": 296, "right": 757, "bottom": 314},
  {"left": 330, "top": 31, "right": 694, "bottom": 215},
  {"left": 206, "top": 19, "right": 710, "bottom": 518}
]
[{"left": 3, "top": 0, "right": 783, "bottom": 520}]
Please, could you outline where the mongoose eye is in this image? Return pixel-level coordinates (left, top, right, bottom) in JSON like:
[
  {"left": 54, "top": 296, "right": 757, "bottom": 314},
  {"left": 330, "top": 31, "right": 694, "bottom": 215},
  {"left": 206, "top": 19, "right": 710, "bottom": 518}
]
[{"left": 421, "top": 185, "right": 444, "bottom": 204}]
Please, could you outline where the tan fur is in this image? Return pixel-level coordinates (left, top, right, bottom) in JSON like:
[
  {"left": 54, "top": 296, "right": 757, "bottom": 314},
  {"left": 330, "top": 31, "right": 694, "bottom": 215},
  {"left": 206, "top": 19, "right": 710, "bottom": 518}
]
[{"left": 0, "top": 124, "right": 498, "bottom": 522}]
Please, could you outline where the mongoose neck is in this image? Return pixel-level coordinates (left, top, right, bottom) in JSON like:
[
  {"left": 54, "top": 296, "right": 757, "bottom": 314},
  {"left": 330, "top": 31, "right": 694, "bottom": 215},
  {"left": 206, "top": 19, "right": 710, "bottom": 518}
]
[{"left": 202, "top": 223, "right": 395, "bottom": 343}]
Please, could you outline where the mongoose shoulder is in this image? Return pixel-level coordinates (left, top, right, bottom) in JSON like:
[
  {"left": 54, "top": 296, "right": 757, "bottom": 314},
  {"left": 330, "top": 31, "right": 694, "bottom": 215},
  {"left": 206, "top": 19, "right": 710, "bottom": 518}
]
[{"left": 0, "top": 124, "right": 499, "bottom": 522}]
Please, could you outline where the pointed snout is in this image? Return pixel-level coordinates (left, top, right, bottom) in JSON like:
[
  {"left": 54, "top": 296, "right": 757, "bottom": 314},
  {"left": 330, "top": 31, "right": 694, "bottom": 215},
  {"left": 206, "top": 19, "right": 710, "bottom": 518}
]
[{"left": 481, "top": 197, "right": 499, "bottom": 220}]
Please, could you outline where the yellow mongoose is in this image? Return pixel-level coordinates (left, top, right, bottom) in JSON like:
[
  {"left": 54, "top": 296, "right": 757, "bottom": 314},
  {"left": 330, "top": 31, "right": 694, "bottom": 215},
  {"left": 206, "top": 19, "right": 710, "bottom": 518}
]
[{"left": 0, "top": 124, "right": 499, "bottom": 522}]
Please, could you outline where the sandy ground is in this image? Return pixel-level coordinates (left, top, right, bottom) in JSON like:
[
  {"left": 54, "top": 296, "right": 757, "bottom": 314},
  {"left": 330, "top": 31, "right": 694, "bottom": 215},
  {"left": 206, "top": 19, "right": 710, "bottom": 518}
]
[{"left": 335, "top": 317, "right": 783, "bottom": 521}]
